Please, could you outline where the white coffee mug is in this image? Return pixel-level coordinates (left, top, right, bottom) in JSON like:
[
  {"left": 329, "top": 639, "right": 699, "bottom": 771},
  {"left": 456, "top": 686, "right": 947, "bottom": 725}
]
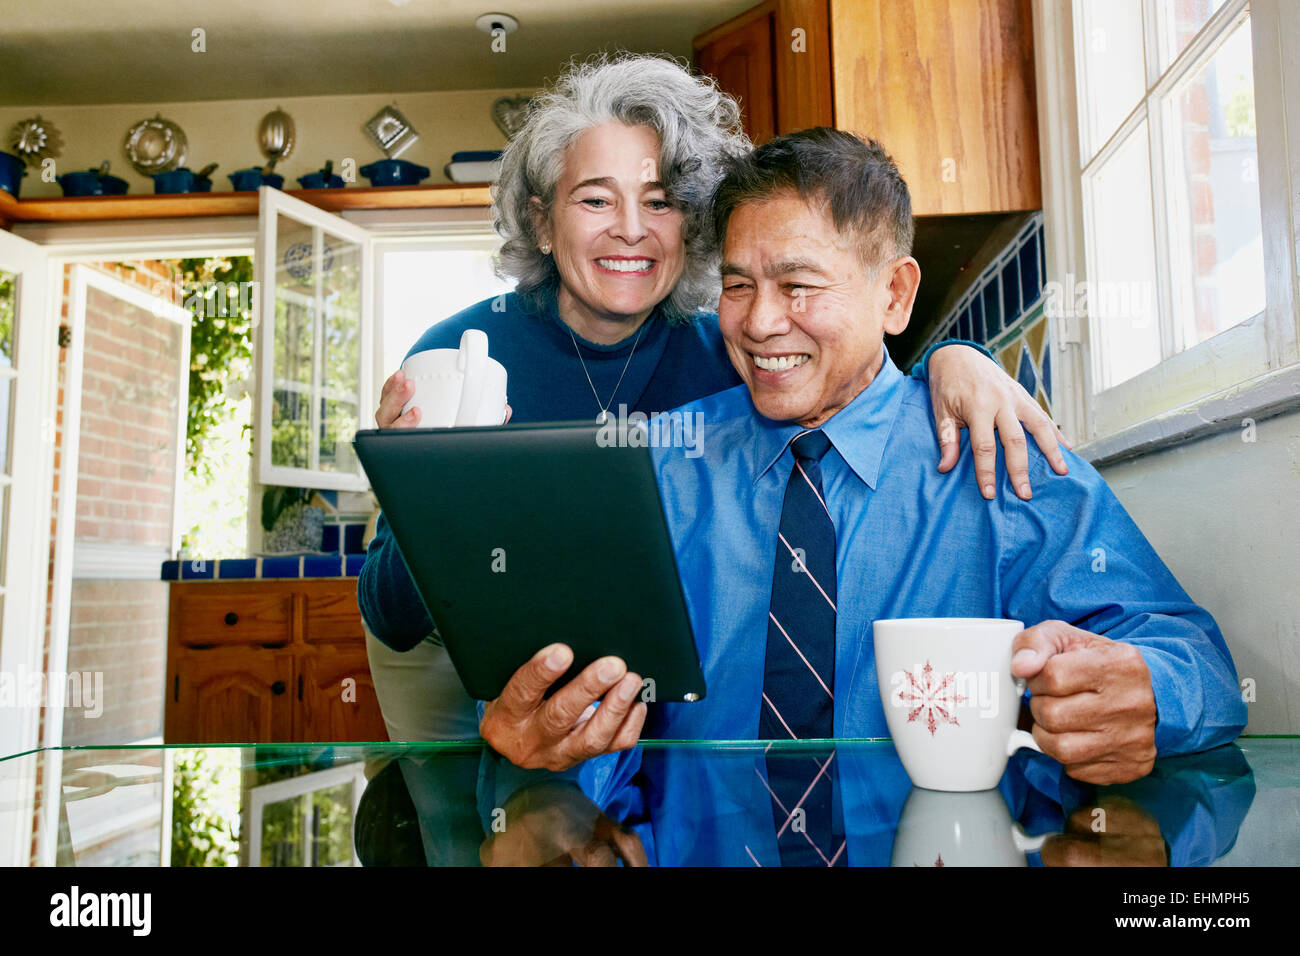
[
  {"left": 890, "top": 787, "right": 1048, "bottom": 867},
  {"left": 874, "top": 617, "right": 1041, "bottom": 792},
  {"left": 400, "top": 328, "right": 508, "bottom": 427}
]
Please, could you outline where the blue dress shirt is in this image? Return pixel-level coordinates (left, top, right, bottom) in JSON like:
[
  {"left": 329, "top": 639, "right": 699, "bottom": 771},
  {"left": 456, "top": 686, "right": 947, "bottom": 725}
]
[{"left": 644, "top": 348, "right": 1247, "bottom": 756}]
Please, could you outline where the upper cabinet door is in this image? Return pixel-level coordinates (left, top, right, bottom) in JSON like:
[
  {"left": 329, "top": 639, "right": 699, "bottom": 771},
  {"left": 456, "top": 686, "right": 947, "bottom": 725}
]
[
  {"left": 255, "top": 186, "right": 373, "bottom": 491},
  {"left": 696, "top": 8, "right": 778, "bottom": 144},
  {"left": 830, "top": 0, "right": 1041, "bottom": 216}
]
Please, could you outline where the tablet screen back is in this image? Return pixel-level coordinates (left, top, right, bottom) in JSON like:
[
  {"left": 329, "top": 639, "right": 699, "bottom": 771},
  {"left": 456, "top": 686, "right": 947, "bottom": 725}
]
[{"left": 353, "top": 423, "right": 707, "bottom": 703}]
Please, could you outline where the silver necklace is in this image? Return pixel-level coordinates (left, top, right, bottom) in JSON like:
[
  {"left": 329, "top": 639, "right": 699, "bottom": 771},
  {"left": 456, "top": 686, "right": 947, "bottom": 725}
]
[{"left": 566, "top": 320, "right": 649, "bottom": 424}]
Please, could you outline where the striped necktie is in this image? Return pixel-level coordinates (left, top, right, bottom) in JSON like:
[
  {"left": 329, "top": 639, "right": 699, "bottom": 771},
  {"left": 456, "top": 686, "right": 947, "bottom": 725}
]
[{"left": 758, "top": 428, "right": 845, "bottom": 866}]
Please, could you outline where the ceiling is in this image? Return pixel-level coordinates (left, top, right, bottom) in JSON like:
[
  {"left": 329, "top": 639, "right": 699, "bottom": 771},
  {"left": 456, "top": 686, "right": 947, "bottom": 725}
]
[{"left": 0, "top": 0, "right": 755, "bottom": 106}]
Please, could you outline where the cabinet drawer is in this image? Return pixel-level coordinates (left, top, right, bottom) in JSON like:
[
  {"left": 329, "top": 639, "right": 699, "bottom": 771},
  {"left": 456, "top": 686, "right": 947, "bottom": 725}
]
[
  {"left": 302, "top": 585, "right": 366, "bottom": 644},
  {"left": 174, "top": 588, "right": 293, "bottom": 647}
]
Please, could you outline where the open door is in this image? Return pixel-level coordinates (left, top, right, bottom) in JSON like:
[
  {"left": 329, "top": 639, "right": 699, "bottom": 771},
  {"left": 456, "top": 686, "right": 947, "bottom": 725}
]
[
  {"left": 255, "top": 186, "right": 374, "bottom": 494},
  {"left": 0, "top": 228, "right": 53, "bottom": 865}
]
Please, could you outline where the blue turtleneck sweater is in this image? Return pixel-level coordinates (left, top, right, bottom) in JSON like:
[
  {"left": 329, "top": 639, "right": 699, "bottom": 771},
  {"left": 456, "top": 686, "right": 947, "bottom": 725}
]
[{"left": 357, "top": 291, "right": 978, "bottom": 652}]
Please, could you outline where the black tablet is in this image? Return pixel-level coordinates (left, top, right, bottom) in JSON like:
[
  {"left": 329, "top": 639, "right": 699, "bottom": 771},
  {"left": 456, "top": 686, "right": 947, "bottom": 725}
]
[{"left": 353, "top": 422, "right": 707, "bottom": 703}]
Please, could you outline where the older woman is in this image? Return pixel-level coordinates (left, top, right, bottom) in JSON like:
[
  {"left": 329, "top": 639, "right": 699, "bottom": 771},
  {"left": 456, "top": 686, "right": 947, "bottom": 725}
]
[{"left": 358, "top": 53, "right": 1069, "bottom": 752}]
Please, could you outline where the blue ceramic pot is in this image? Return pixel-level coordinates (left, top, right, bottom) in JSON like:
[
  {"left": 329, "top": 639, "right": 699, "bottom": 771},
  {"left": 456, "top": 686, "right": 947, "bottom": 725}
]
[
  {"left": 58, "top": 169, "right": 129, "bottom": 196},
  {"left": 229, "top": 168, "right": 284, "bottom": 191},
  {"left": 153, "top": 168, "right": 214, "bottom": 194},
  {"left": 358, "top": 159, "right": 430, "bottom": 186},
  {"left": 0, "top": 151, "right": 27, "bottom": 198},
  {"left": 297, "top": 171, "right": 345, "bottom": 189}
]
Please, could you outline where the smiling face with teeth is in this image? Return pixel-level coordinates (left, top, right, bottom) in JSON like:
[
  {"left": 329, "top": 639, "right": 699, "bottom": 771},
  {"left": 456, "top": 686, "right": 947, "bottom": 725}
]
[
  {"left": 532, "top": 122, "right": 686, "bottom": 345},
  {"left": 717, "top": 190, "right": 920, "bottom": 428}
]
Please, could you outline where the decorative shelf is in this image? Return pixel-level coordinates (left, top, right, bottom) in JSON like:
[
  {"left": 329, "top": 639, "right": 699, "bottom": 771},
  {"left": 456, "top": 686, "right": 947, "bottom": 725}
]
[{"left": 0, "top": 182, "right": 492, "bottom": 226}]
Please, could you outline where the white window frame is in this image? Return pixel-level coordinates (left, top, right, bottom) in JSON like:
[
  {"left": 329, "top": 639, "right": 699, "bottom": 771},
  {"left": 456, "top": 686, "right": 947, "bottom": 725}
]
[
  {"left": 255, "top": 187, "right": 375, "bottom": 492},
  {"left": 247, "top": 761, "right": 366, "bottom": 867},
  {"left": 1034, "top": 0, "right": 1300, "bottom": 464}
]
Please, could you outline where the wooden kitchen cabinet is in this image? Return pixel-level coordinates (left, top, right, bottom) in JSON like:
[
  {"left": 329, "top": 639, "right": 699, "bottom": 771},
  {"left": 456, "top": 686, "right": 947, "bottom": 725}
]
[
  {"left": 694, "top": 0, "right": 833, "bottom": 142},
  {"left": 694, "top": 0, "right": 1040, "bottom": 216},
  {"left": 165, "top": 578, "right": 388, "bottom": 744},
  {"left": 167, "top": 648, "right": 294, "bottom": 744}
]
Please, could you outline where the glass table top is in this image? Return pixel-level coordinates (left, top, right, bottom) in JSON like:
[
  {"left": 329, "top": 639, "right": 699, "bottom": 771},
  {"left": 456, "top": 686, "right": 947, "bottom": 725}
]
[{"left": 4, "top": 737, "right": 1295, "bottom": 866}]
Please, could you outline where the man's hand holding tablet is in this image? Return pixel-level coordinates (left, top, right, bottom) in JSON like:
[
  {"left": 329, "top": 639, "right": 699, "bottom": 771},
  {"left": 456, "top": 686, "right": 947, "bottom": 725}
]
[{"left": 481, "top": 643, "right": 647, "bottom": 771}]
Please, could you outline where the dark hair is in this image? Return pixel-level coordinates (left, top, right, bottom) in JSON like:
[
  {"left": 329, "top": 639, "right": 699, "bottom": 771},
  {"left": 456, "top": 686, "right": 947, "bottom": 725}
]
[{"left": 710, "top": 127, "right": 914, "bottom": 272}]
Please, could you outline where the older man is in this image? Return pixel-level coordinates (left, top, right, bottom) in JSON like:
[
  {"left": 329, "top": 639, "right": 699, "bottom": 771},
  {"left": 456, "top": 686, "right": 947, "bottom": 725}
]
[{"left": 484, "top": 128, "right": 1246, "bottom": 796}]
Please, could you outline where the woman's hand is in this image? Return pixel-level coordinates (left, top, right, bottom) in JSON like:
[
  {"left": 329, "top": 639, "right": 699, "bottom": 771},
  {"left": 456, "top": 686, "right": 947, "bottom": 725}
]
[
  {"left": 374, "top": 369, "right": 512, "bottom": 428},
  {"left": 927, "top": 344, "right": 1071, "bottom": 500},
  {"left": 376, "top": 369, "right": 422, "bottom": 428}
]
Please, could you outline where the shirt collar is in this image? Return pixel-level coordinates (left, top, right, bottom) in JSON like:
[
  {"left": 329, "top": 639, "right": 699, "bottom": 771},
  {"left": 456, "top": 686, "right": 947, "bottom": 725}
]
[{"left": 749, "top": 346, "right": 906, "bottom": 490}]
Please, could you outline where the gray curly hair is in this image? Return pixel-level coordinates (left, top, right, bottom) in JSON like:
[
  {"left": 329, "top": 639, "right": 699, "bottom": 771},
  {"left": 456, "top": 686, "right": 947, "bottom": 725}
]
[{"left": 492, "top": 52, "right": 751, "bottom": 323}]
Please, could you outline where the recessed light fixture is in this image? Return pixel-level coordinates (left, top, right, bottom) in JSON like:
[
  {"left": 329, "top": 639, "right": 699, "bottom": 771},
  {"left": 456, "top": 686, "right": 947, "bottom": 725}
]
[{"left": 475, "top": 12, "right": 519, "bottom": 35}]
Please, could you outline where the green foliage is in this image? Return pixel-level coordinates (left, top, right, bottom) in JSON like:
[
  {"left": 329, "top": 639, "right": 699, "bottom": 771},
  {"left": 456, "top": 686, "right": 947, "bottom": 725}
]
[
  {"left": 166, "top": 255, "right": 255, "bottom": 480},
  {"left": 171, "top": 748, "right": 240, "bottom": 867},
  {"left": 0, "top": 270, "right": 13, "bottom": 366}
]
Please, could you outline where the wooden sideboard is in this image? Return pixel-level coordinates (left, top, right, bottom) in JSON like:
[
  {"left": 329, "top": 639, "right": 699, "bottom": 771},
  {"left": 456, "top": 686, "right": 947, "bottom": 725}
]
[{"left": 163, "top": 578, "right": 388, "bottom": 744}]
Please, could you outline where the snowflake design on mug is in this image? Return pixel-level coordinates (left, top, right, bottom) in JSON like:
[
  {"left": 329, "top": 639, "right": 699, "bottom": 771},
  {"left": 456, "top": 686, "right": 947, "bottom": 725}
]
[{"left": 899, "top": 661, "right": 966, "bottom": 737}]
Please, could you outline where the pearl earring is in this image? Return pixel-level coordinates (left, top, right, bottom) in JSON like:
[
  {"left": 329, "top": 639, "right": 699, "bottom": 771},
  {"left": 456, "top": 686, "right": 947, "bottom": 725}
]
[{"left": 540, "top": 243, "right": 551, "bottom": 254}]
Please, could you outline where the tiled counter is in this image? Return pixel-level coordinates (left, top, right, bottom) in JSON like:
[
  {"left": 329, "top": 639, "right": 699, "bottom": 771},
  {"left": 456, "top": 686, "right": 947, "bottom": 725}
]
[{"left": 162, "top": 553, "right": 367, "bottom": 581}]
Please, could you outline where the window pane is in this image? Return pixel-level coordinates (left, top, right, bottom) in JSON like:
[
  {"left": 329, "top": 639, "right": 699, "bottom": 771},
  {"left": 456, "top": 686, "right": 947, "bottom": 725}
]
[
  {"left": 272, "top": 213, "right": 316, "bottom": 471},
  {"left": 0, "top": 485, "right": 7, "bottom": 589},
  {"left": 1163, "top": 17, "right": 1263, "bottom": 349},
  {"left": 322, "top": 243, "right": 360, "bottom": 401},
  {"left": 381, "top": 247, "right": 513, "bottom": 375},
  {"left": 1075, "top": 0, "right": 1147, "bottom": 160},
  {"left": 1085, "top": 120, "right": 1162, "bottom": 390},
  {"left": 271, "top": 386, "right": 310, "bottom": 470},
  {"left": 260, "top": 795, "right": 305, "bottom": 867},
  {"left": 0, "top": 268, "right": 13, "bottom": 367},
  {"left": 1155, "top": 0, "right": 1228, "bottom": 72},
  {"left": 319, "top": 397, "right": 358, "bottom": 474},
  {"left": 309, "top": 783, "right": 355, "bottom": 867},
  {"left": 0, "top": 377, "right": 9, "bottom": 473},
  {"left": 320, "top": 239, "right": 361, "bottom": 475}
]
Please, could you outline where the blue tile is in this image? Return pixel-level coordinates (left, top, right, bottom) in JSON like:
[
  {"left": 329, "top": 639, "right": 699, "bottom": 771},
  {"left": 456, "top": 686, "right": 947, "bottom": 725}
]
[
  {"left": 304, "top": 554, "right": 344, "bottom": 577},
  {"left": 1002, "top": 258, "right": 1021, "bottom": 325},
  {"left": 319, "top": 490, "right": 339, "bottom": 508},
  {"left": 161, "top": 560, "right": 179, "bottom": 581},
  {"left": 981, "top": 282, "right": 999, "bottom": 341},
  {"left": 1019, "top": 238, "right": 1040, "bottom": 307},
  {"left": 1040, "top": 347, "right": 1052, "bottom": 402},
  {"left": 344, "top": 524, "right": 366, "bottom": 554},
  {"left": 261, "top": 556, "right": 301, "bottom": 578},
  {"left": 181, "top": 559, "right": 215, "bottom": 580},
  {"left": 218, "top": 558, "right": 257, "bottom": 579},
  {"left": 1016, "top": 346, "right": 1037, "bottom": 396},
  {"left": 321, "top": 525, "right": 340, "bottom": 552},
  {"left": 345, "top": 553, "right": 366, "bottom": 577}
]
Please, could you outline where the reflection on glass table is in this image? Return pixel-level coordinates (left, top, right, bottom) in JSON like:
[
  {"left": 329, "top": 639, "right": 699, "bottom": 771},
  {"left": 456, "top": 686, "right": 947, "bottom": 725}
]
[{"left": 3, "top": 738, "right": 1292, "bottom": 867}]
